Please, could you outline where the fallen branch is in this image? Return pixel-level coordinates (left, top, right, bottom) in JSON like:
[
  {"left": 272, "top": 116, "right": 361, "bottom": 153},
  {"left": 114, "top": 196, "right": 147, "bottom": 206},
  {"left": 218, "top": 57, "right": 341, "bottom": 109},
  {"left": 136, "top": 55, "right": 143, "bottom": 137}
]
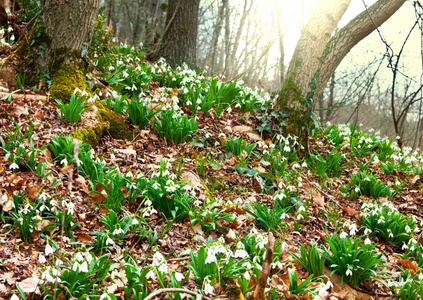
[
  {"left": 253, "top": 231, "right": 275, "bottom": 300},
  {"left": 143, "top": 288, "right": 209, "bottom": 300}
]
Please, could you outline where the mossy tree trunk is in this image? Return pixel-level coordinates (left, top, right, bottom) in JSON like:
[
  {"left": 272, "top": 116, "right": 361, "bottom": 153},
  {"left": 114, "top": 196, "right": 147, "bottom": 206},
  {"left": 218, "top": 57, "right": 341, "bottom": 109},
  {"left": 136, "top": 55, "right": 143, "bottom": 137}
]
[
  {"left": 276, "top": 0, "right": 406, "bottom": 142},
  {"left": 156, "top": 0, "right": 200, "bottom": 68},
  {"left": 42, "top": 0, "right": 99, "bottom": 101}
]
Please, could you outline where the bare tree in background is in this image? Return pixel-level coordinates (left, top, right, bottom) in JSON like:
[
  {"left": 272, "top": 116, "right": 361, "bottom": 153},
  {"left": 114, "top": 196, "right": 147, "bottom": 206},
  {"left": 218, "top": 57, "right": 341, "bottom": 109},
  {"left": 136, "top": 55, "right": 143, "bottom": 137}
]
[{"left": 155, "top": 0, "right": 200, "bottom": 68}]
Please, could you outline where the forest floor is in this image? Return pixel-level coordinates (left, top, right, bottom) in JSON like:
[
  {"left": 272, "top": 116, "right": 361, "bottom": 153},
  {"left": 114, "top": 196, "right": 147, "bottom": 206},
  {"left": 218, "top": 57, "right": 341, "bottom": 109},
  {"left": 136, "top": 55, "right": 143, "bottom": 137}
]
[{"left": 0, "top": 50, "right": 423, "bottom": 300}]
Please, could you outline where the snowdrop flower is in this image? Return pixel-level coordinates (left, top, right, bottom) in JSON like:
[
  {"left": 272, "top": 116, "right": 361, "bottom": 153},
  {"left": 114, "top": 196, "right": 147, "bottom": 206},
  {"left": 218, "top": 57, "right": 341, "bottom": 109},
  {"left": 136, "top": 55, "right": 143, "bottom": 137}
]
[
  {"left": 298, "top": 206, "right": 306, "bottom": 213},
  {"left": 339, "top": 232, "right": 348, "bottom": 239},
  {"left": 113, "top": 228, "right": 125, "bottom": 235},
  {"left": 152, "top": 182, "right": 160, "bottom": 190},
  {"left": 205, "top": 252, "right": 217, "bottom": 264},
  {"left": 296, "top": 214, "right": 304, "bottom": 220},
  {"left": 146, "top": 270, "right": 156, "bottom": 279},
  {"left": 405, "top": 225, "right": 411, "bottom": 233},
  {"left": 10, "top": 294, "right": 19, "bottom": 300},
  {"left": 60, "top": 158, "right": 68, "bottom": 166},
  {"left": 175, "top": 272, "right": 184, "bottom": 281},
  {"left": 204, "top": 280, "right": 214, "bottom": 295},
  {"left": 301, "top": 161, "right": 307, "bottom": 168},
  {"left": 364, "top": 228, "right": 372, "bottom": 235},
  {"left": 235, "top": 197, "right": 243, "bottom": 204},
  {"left": 9, "top": 162, "right": 19, "bottom": 170},
  {"left": 99, "top": 293, "right": 111, "bottom": 300},
  {"left": 250, "top": 227, "right": 258, "bottom": 235},
  {"left": 39, "top": 254, "right": 46, "bottom": 264},
  {"left": 131, "top": 218, "right": 139, "bottom": 225},
  {"left": 158, "top": 264, "right": 168, "bottom": 273},
  {"left": 45, "top": 244, "right": 54, "bottom": 256},
  {"left": 186, "top": 100, "right": 192, "bottom": 106},
  {"left": 283, "top": 145, "right": 290, "bottom": 152},
  {"left": 280, "top": 213, "right": 288, "bottom": 220},
  {"left": 10, "top": 35, "right": 14, "bottom": 41},
  {"left": 402, "top": 244, "right": 408, "bottom": 250},
  {"left": 346, "top": 269, "right": 353, "bottom": 276},
  {"left": 105, "top": 237, "right": 114, "bottom": 245},
  {"left": 364, "top": 238, "right": 371, "bottom": 245}
]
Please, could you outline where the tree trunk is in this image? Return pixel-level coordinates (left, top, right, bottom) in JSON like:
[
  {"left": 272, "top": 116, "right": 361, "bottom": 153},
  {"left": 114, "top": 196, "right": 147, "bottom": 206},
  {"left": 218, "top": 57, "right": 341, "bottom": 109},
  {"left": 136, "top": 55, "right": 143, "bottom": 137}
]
[
  {"left": 284, "top": 0, "right": 406, "bottom": 99},
  {"left": 277, "top": 0, "right": 406, "bottom": 145},
  {"left": 209, "top": 0, "right": 225, "bottom": 75},
  {"left": 42, "top": 0, "right": 99, "bottom": 71},
  {"left": 156, "top": 0, "right": 200, "bottom": 68}
]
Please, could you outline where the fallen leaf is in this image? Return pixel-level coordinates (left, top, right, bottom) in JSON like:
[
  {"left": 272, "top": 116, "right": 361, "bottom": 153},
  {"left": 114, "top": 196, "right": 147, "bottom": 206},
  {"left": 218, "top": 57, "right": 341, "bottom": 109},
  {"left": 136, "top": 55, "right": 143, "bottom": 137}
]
[
  {"left": 192, "top": 222, "right": 203, "bottom": 235},
  {"left": 75, "top": 233, "right": 92, "bottom": 243},
  {"left": 397, "top": 258, "right": 418, "bottom": 273},
  {"left": 343, "top": 206, "right": 358, "bottom": 218},
  {"left": 313, "top": 192, "right": 325, "bottom": 207},
  {"left": 17, "top": 275, "right": 41, "bottom": 294}
]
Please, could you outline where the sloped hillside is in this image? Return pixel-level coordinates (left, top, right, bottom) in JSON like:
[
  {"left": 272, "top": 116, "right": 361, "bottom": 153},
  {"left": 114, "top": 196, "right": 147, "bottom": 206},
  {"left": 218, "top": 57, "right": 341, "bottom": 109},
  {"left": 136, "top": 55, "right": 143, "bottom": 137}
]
[{"left": 1, "top": 44, "right": 423, "bottom": 300}]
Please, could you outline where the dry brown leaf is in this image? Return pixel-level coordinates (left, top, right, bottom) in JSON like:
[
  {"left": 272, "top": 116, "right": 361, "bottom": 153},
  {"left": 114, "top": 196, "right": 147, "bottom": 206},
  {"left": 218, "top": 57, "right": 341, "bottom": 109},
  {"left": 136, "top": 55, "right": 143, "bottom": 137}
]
[
  {"left": 36, "top": 220, "right": 51, "bottom": 231},
  {"left": 342, "top": 206, "right": 358, "bottom": 218},
  {"left": 0, "top": 272, "right": 16, "bottom": 285},
  {"left": 313, "top": 192, "right": 325, "bottom": 208},
  {"left": 192, "top": 222, "right": 203, "bottom": 235},
  {"left": 60, "top": 163, "right": 74, "bottom": 175},
  {"left": 27, "top": 184, "right": 40, "bottom": 200},
  {"left": 397, "top": 258, "right": 418, "bottom": 273},
  {"left": 75, "top": 175, "right": 89, "bottom": 193},
  {"left": 17, "top": 275, "right": 41, "bottom": 294},
  {"left": 75, "top": 233, "right": 92, "bottom": 243}
]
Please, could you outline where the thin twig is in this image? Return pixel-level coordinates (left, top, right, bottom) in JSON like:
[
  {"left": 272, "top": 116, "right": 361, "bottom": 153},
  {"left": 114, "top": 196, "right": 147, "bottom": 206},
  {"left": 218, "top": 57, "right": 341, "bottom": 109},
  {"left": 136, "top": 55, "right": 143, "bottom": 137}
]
[{"left": 143, "top": 288, "right": 209, "bottom": 300}]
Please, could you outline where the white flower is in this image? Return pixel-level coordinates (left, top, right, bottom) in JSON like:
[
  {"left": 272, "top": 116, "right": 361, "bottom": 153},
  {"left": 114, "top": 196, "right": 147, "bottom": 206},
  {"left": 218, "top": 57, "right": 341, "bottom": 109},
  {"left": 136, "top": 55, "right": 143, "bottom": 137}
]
[
  {"left": 10, "top": 294, "right": 19, "bottom": 300},
  {"left": 364, "top": 228, "right": 372, "bottom": 235},
  {"left": 45, "top": 244, "right": 54, "bottom": 256},
  {"left": 346, "top": 269, "right": 353, "bottom": 276},
  {"left": 99, "top": 293, "right": 112, "bottom": 300},
  {"left": 39, "top": 254, "right": 46, "bottom": 264},
  {"left": 9, "top": 162, "right": 19, "bottom": 170},
  {"left": 339, "top": 232, "right": 348, "bottom": 239},
  {"left": 402, "top": 244, "right": 409, "bottom": 250},
  {"left": 235, "top": 197, "right": 243, "bottom": 204},
  {"left": 72, "top": 261, "right": 80, "bottom": 272},
  {"left": 296, "top": 214, "right": 303, "bottom": 220},
  {"left": 205, "top": 252, "right": 217, "bottom": 264},
  {"left": 113, "top": 228, "right": 125, "bottom": 235},
  {"left": 234, "top": 249, "right": 249, "bottom": 259},
  {"left": 405, "top": 225, "right": 411, "bottom": 233},
  {"left": 132, "top": 218, "right": 139, "bottom": 225},
  {"left": 60, "top": 158, "right": 68, "bottom": 166},
  {"left": 298, "top": 206, "right": 305, "bottom": 212},
  {"left": 364, "top": 238, "right": 371, "bottom": 245},
  {"left": 10, "top": 35, "right": 14, "bottom": 41},
  {"left": 152, "top": 182, "right": 160, "bottom": 190},
  {"left": 204, "top": 280, "right": 214, "bottom": 295},
  {"left": 175, "top": 272, "right": 184, "bottom": 281},
  {"left": 158, "top": 263, "right": 168, "bottom": 273},
  {"left": 105, "top": 237, "right": 114, "bottom": 245},
  {"left": 146, "top": 270, "right": 156, "bottom": 279}
]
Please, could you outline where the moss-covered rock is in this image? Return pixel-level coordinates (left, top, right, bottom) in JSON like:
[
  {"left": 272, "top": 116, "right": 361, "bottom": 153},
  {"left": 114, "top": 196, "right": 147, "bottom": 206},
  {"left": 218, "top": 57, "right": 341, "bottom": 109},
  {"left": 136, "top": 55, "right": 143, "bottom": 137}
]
[
  {"left": 97, "top": 101, "right": 133, "bottom": 141},
  {"left": 71, "top": 121, "right": 109, "bottom": 148},
  {"left": 50, "top": 65, "right": 88, "bottom": 103}
]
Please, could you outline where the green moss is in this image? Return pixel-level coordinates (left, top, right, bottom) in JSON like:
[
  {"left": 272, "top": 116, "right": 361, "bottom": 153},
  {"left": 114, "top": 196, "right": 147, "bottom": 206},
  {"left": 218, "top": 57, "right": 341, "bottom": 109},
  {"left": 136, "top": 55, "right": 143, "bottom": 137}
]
[
  {"left": 98, "top": 106, "right": 133, "bottom": 141},
  {"left": 50, "top": 65, "right": 88, "bottom": 103},
  {"left": 71, "top": 121, "right": 109, "bottom": 148}
]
